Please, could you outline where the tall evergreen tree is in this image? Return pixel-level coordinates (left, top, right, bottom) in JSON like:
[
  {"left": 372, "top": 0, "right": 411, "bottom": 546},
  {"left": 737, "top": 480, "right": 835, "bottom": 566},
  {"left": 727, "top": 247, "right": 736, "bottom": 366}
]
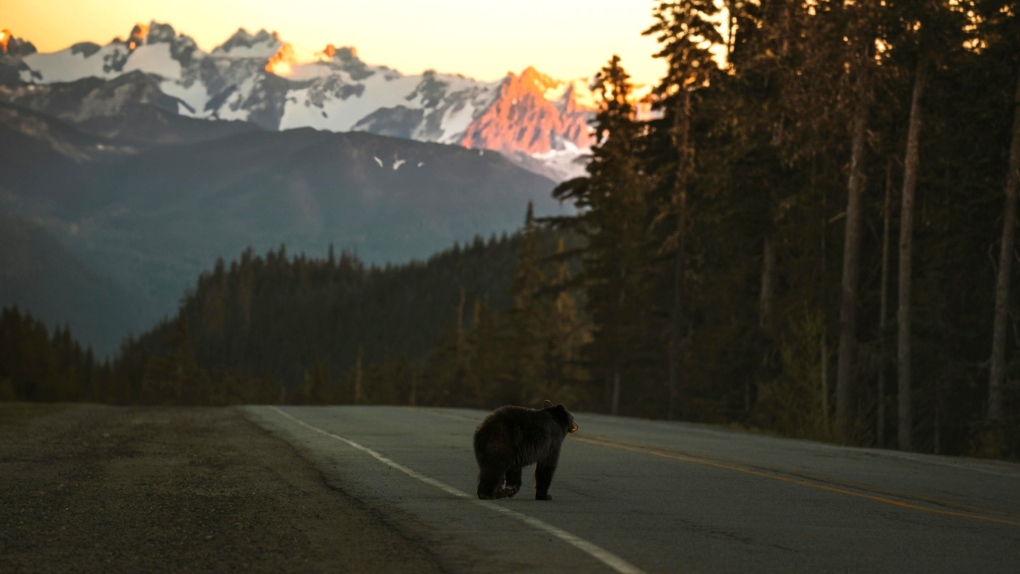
[
  {"left": 553, "top": 55, "right": 652, "bottom": 415},
  {"left": 509, "top": 203, "right": 550, "bottom": 405},
  {"left": 644, "top": 0, "right": 724, "bottom": 419}
]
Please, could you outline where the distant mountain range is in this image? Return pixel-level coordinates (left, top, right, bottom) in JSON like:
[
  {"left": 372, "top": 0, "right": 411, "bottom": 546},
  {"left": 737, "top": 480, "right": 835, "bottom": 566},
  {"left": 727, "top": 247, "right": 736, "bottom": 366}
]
[
  {"left": 0, "top": 76, "right": 566, "bottom": 357},
  {"left": 1, "top": 22, "right": 600, "bottom": 180}
]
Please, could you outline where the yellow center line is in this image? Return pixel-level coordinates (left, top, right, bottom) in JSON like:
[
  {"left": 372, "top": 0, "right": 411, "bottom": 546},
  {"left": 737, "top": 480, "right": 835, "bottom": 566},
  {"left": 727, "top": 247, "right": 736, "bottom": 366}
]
[
  {"left": 763, "top": 468, "right": 1010, "bottom": 517},
  {"left": 574, "top": 435, "right": 1020, "bottom": 528},
  {"left": 578, "top": 433, "right": 1010, "bottom": 517}
]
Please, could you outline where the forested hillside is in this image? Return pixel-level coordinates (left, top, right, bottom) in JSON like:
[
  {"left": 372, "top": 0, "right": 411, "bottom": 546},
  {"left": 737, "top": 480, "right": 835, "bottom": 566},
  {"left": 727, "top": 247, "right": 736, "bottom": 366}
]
[
  {"left": 122, "top": 233, "right": 525, "bottom": 392},
  {"left": 1, "top": 222, "right": 589, "bottom": 409}
]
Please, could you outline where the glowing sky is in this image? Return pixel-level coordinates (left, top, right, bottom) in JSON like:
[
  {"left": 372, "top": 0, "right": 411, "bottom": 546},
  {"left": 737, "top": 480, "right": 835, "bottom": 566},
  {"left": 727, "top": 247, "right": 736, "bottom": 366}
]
[{"left": 5, "top": 0, "right": 668, "bottom": 86}]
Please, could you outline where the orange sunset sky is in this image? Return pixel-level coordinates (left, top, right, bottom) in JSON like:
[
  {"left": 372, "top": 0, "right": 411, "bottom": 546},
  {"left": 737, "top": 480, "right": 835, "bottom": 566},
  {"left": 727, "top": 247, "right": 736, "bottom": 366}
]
[{"left": 5, "top": 0, "right": 669, "bottom": 85}]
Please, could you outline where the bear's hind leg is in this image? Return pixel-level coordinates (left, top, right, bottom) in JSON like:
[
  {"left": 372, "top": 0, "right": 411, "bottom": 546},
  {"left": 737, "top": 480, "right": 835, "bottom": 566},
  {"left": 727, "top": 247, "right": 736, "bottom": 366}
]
[
  {"left": 477, "top": 465, "right": 507, "bottom": 500},
  {"left": 502, "top": 466, "right": 522, "bottom": 498},
  {"left": 535, "top": 461, "right": 557, "bottom": 501}
]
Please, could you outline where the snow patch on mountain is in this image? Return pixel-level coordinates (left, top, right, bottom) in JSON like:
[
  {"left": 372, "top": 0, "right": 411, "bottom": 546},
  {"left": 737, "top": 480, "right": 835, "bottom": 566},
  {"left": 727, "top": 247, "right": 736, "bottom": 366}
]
[
  {"left": 281, "top": 60, "right": 335, "bottom": 82},
  {"left": 21, "top": 42, "right": 126, "bottom": 83},
  {"left": 213, "top": 75, "right": 258, "bottom": 122},
  {"left": 159, "top": 77, "right": 208, "bottom": 116},
  {"left": 280, "top": 72, "right": 421, "bottom": 132},
  {"left": 531, "top": 141, "right": 589, "bottom": 180},
  {"left": 122, "top": 43, "right": 181, "bottom": 80}
]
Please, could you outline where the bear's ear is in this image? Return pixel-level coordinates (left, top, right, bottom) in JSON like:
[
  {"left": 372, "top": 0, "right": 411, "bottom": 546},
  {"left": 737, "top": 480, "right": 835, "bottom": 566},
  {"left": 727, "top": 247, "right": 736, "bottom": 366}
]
[{"left": 544, "top": 400, "right": 553, "bottom": 408}]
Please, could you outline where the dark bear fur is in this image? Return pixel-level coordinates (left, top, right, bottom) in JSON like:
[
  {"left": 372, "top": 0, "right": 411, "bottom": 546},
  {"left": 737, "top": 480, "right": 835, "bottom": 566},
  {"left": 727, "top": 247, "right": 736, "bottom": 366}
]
[{"left": 473, "top": 400, "right": 578, "bottom": 500}]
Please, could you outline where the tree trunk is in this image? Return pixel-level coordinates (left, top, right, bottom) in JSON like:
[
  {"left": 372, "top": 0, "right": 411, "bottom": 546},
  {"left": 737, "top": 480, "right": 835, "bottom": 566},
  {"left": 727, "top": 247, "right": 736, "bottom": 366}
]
[
  {"left": 667, "top": 241, "right": 681, "bottom": 419},
  {"left": 611, "top": 369, "right": 621, "bottom": 416},
  {"left": 821, "top": 333, "right": 829, "bottom": 423},
  {"left": 835, "top": 79, "right": 869, "bottom": 442},
  {"left": 456, "top": 287, "right": 466, "bottom": 351},
  {"left": 877, "top": 162, "right": 893, "bottom": 448},
  {"left": 818, "top": 163, "right": 829, "bottom": 424},
  {"left": 757, "top": 235, "right": 777, "bottom": 409},
  {"left": 668, "top": 90, "right": 693, "bottom": 421},
  {"left": 933, "top": 378, "right": 942, "bottom": 455},
  {"left": 896, "top": 60, "right": 926, "bottom": 451},
  {"left": 760, "top": 237, "right": 777, "bottom": 333},
  {"left": 354, "top": 344, "right": 364, "bottom": 405},
  {"left": 988, "top": 65, "right": 1020, "bottom": 426},
  {"left": 614, "top": 272, "right": 627, "bottom": 416}
]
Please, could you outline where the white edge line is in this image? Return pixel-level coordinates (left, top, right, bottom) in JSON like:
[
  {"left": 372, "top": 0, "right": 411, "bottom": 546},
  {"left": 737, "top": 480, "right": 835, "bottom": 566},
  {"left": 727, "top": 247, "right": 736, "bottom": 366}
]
[{"left": 267, "top": 406, "right": 645, "bottom": 574}]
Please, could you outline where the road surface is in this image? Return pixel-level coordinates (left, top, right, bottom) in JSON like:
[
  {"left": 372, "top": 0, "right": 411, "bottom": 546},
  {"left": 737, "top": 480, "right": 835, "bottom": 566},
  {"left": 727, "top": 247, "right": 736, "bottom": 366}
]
[{"left": 243, "top": 405, "right": 1020, "bottom": 573}]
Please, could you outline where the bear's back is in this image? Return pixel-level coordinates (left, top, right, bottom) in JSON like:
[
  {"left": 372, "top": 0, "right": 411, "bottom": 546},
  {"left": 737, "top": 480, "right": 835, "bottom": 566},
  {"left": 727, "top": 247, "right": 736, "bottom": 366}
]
[{"left": 474, "top": 406, "right": 560, "bottom": 468}]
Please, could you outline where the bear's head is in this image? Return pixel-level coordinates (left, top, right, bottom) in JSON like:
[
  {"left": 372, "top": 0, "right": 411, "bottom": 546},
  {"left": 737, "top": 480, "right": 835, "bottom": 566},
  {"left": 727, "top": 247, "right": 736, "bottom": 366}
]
[{"left": 543, "top": 400, "right": 578, "bottom": 433}]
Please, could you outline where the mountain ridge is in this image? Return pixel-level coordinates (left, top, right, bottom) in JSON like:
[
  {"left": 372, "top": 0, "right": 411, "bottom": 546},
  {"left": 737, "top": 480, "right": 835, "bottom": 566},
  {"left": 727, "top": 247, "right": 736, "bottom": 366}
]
[{"left": 5, "top": 21, "right": 600, "bottom": 180}]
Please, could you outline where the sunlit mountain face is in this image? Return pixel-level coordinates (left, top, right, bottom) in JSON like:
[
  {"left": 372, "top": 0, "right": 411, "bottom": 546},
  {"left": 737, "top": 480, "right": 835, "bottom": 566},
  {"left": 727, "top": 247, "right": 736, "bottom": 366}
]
[{"left": 6, "top": 21, "right": 607, "bottom": 180}]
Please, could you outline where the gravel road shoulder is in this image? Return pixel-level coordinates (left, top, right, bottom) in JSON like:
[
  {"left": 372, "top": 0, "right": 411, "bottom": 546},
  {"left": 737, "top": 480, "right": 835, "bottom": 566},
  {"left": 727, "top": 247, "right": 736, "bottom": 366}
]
[{"left": 0, "top": 403, "right": 444, "bottom": 573}]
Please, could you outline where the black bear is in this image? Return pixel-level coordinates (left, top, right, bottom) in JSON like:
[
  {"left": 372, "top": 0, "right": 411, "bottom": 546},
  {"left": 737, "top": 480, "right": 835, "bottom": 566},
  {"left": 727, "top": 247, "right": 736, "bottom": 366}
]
[{"left": 473, "top": 400, "right": 578, "bottom": 500}]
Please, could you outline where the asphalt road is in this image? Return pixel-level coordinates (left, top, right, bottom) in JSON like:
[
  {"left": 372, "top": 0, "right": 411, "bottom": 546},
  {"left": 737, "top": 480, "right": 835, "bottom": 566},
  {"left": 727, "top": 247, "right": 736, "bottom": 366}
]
[{"left": 243, "top": 405, "right": 1020, "bottom": 573}]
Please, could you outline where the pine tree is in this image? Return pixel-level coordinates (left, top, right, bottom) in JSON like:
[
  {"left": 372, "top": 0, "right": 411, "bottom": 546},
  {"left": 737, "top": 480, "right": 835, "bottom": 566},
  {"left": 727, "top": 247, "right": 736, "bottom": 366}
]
[
  {"left": 141, "top": 313, "right": 207, "bottom": 405},
  {"left": 508, "top": 203, "right": 550, "bottom": 405},
  {"left": 553, "top": 55, "right": 652, "bottom": 415},
  {"left": 645, "top": 1, "right": 724, "bottom": 419}
]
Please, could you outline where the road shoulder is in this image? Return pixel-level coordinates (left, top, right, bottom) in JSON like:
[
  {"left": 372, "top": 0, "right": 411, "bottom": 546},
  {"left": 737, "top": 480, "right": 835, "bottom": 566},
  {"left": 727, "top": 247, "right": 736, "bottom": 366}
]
[{"left": 0, "top": 403, "right": 444, "bottom": 573}]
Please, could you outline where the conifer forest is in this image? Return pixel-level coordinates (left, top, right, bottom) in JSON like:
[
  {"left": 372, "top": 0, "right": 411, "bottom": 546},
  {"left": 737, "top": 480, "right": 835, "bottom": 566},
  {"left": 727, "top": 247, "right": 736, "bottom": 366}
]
[{"left": 3, "top": 0, "right": 1020, "bottom": 458}]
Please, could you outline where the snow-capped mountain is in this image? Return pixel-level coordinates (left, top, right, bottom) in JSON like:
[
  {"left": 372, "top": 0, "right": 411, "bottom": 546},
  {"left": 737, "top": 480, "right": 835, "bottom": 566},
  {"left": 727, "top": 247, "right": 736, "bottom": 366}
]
[{"left": 10, "top": 22, "right": 596, "bottom": 180}]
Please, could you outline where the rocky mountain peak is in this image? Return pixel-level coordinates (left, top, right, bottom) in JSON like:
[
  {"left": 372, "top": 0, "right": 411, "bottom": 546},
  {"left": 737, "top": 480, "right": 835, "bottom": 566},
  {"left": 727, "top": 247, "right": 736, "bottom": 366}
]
[
  {"left": 127, "top": 23, "right": 149, "bottom": 50},
  {"left": 517, "top": 65, "right": 558, "bottom": 93},
  {"left": 0, "top": 29, "right": 37, "bottom": 57},
  {"left": 265, "top": 42, "right": 298, "bottom": 75},
  {"left": 121, "top": 21, "right": 198, "bottom": 65},
  {"left": 214, "top": 28, "right": 281, "bottom": 56},
  {"left": 144, "top": 22, "right": 180, "bottom": 45},
  {"left": 322, "top": 44, "right": 358, "bottom": 62},
  {"left": 459, "top": 67, "right": 593, "bottom": 157}
]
